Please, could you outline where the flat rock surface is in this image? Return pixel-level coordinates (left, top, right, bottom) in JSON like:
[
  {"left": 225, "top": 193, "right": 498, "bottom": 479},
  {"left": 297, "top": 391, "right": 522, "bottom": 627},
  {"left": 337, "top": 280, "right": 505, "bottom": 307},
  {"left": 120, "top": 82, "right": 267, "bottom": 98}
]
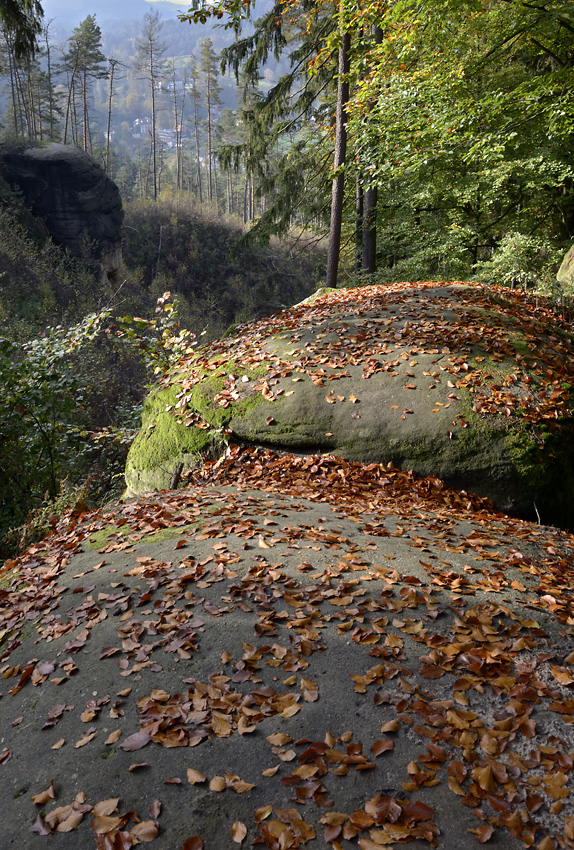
[{"left": 1, "top": 449, "right": 574, "bottom": 849}]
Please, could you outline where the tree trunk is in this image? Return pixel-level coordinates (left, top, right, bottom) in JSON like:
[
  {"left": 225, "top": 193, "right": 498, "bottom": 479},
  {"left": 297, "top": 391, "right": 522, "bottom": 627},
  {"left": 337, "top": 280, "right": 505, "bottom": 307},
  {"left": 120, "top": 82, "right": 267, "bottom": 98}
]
[
  {"left": 361, "top": 25, "right": 382, "bottom": 275},
  {"left": 325, "top": 24, "right": 351, "bottom": 288},
  {"left": 355, "top": 175, "right": 363, "bottom": 273},
  {"left": 193, "top": 101, "right": 202, "bottom": 203},
  {"left": 206, "top": 75, "right": 213, "bottom": 201},
  {"left": 106, "top": 60, "right": 117, "bottom": 174},
  {"left": 82, "top": 68, "right": 89, "bottom": 152},
  {"left": 362, "top": 185, "right": 377, "bottom": 273},
  {"left": 151, "top": 70, "right": 158, "bottom": 200}
]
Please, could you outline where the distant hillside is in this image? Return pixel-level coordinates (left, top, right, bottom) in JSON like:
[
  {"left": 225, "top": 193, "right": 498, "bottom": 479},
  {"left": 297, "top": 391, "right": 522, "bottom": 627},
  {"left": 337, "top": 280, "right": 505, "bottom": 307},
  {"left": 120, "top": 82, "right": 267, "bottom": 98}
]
[
  {"left": 42, "top": 0, "right": 186, "bottom": 28},
  {"left": 41, "top": 0, "right": 273, "bottom": 33}
]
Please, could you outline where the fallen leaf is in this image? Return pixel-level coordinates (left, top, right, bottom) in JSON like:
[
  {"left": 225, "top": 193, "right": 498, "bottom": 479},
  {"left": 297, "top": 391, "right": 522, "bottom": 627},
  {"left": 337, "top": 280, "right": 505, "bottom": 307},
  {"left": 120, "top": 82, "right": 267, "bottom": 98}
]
[
  {"left": 232, "top": 821, "right": 247, "bottom": 844},
  {"left": 130, "top": 821, "right": 159, "bottom": 842},
  {"left": 470, "top": 824, "right": 494, "bottom": 843},
  {"left": 93, "top": 799, "right": 121, "bottom": 817},
  {"left": 372, "top": 739, "right": 394, "bottom": 756},
  {"left": 119, "top": 731, "right": 151, "bottom": 751},
  {"left": 105, "top": 729, "right": 122, "bottom": 745},
  {"left": 209, "top": 776, "right": 226, "bottom": 792},
  {"left": 31, "top": 780, "right": 56, "bottom": 805}
]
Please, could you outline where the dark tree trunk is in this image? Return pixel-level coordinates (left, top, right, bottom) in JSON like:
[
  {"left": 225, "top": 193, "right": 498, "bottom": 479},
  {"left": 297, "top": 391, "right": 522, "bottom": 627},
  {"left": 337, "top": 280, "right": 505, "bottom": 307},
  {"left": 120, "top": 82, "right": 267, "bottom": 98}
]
[
  {"left": 361, "top": 25, "right": 382, "bottom": 275},
  {"left": 355, "top": 174, "right": 363, "bottom": 273},
  {"left": 326, "top": 23, "right": 351, "bottom": 288},
  {"left": 362, "top": 184, "right": 377, "bottom": 273}
]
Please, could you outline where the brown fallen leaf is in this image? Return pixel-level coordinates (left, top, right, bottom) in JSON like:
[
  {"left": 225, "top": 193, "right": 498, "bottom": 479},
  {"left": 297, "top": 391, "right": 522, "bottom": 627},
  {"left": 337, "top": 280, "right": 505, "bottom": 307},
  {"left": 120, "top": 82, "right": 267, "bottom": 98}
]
[
  {"left": 551, "top": 666, "right": 574, "bottom": 686},
  {"left": 300, "top": 677, "right": 319, "bottom": 702},
  {"left": 470, "top": 823, "right": 494, "bottom": 843},
  {"left": 105, "top": 729, "right": 122, "bottom": 745},
  {"left": 92, "top": 798, "right": 121, "bottom": 817},
  {"left": 262, "top": 766, "right": 280, "bottom": 777},
  {"left": 74, "top": 729, "right": 96, "bottom": 749},
  {"left": 51, "top": 739, "right": 65, "bottom": 750},
  {"left": 232, "top": 821, "right": 247, "bottom": 844},
  {"left": 149, "top": 800, "right": 161, "bottom": 819},
  {"left": 266, "top": 733, "right": 292, "bottom": 746},
  {"left": 182, "top": 839, "right": 204, "bottom": 850},
  {"left": 119, "top": 731, "right": 151, "bottom": 751},
  {"left": 187, "top": 768, "right": 207, "bottom": 785},
  {"left": 31, "top": 780, "right": 56, "bottom": 805},
  {"left": 372, "top": 739, "right": 394, "bottom": 756},
  {"left": 91, "top": 815, "right": 124, "bottom": 834},
  {"left": 57, "top": 811, "right": 84, "bottom": 833},
  {"left": 209, "top": 776, "right": 226, "bottom": 792},
  {"left": 30, "top": 814, "right": 52, "bottom": 835},
  {"left": 130, "top": 821, "right": 159, "bottom": 842}
]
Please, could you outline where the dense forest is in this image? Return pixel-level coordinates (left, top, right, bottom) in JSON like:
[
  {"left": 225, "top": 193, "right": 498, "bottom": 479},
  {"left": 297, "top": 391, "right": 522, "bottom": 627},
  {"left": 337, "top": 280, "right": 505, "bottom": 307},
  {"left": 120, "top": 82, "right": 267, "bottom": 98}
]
[{"left": 0, "top": 0, "right": 573, "bottom": 554}]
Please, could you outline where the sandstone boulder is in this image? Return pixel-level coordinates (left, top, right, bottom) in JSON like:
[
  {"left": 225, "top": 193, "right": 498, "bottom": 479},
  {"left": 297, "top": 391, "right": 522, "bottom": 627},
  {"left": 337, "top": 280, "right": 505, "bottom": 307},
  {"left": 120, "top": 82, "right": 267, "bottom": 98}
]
[
  {"left": 0, "top": 143, "right": 123, "bottom": 280},
  {"left": 125, "top": 282, "right": 574, "bottom": 530},
  {"left": 557, "top": 244, "right": 574, "bottom": 288}
]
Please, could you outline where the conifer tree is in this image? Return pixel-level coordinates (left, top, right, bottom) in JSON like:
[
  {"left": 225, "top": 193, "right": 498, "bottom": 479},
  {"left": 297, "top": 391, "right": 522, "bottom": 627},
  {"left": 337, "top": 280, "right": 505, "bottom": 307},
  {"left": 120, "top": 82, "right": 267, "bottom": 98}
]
[
  {"left": 188, "top": 57, "right": 203, "bottom": 202},
  {"left": 62, "top": 15, "right": 107, "bottom": 153},
  {"left": 135, "top": 10, "right": 167, "bottom": 201},
  {"left": 0, "top": 0, "right": 42, "bottom": 60},
  {"left": 199, "top": 38, "right": 222, "bottom": 205}
]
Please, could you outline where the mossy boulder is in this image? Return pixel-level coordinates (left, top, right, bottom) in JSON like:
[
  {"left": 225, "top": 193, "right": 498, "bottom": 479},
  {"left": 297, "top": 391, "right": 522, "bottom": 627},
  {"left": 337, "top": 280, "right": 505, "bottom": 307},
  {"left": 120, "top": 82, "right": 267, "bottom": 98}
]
[{"left": 126, "top": 281, "right": 574, "bottom": 529}]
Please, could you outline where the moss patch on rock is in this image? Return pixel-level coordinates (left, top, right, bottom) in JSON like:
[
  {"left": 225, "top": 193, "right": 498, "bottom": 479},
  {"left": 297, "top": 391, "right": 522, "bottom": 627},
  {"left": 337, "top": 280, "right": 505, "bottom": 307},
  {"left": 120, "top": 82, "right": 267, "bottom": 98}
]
[
  {"left": 125, "top": 358, "right": 268, "bottom": 494},
  {"left": 85, "top": 523, "right": 198, "bottom": 551}
]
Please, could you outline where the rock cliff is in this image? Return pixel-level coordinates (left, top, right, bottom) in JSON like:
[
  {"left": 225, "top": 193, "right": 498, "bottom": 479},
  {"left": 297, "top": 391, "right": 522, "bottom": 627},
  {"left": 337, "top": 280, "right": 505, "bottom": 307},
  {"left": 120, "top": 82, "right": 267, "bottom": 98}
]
[{"left": 0, "top": 143, "right": 123, "bottom": 280}]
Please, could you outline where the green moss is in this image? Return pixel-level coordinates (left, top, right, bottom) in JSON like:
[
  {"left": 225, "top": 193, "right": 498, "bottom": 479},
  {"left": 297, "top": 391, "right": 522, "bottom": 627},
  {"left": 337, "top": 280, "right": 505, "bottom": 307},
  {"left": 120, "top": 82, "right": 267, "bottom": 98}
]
[
  {"left": 85, "top": 523, "right": 198, "bottom": 550},
  {"left": 296, "top": 287, "right": 337, "bottom": 305},
  {"left": 0, "top": 569, "right": 16, "bottom": 589},
  {"left": 125, "top": 357, "right": 269, "bottom": 493}
]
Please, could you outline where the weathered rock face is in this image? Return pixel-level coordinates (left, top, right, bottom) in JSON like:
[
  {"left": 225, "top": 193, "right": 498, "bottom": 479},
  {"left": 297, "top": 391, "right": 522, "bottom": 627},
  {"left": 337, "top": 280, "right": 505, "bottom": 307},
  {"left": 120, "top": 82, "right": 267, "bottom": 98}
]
[
  {"left": 557, "top": 244, "right": 574, "bottom": 288},
  {"left": 0, "top": 143, "right": 123, "bottom": 279},
  {"left": 125, "top": 282, "right": 574, "bottom": 530}
]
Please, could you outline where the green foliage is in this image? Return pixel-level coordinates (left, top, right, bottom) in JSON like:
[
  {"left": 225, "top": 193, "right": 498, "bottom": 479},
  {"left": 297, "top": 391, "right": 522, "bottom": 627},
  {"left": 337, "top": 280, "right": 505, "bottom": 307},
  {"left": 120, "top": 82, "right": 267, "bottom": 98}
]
[
  {"left": 473, "top": 233, "right": 562, "bottom": 291},
  {"left": 0, "top": 273, "right": 198, "bottom": 556},
  {"left": 0, "top": 205, "right": 104, "bottom": 329},
  {"left": 0, "top": 312, "right": 107, "bottom": 544},
  {"left": 121, "top": 195, "right": 322, "bottom": 340},
  {"left": 344, "top": 0, "right": 574, "bottom": 285},
  {"left": 0, "top": 0, "right": 43, "bottom": 59}
]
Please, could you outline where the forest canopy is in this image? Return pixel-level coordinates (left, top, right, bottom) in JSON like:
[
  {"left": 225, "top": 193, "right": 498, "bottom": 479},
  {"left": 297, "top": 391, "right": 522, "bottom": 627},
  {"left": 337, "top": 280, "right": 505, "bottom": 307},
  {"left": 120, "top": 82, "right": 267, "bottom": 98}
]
[{"left": 180, "top": 0, "right": 574, "bottom": 286}]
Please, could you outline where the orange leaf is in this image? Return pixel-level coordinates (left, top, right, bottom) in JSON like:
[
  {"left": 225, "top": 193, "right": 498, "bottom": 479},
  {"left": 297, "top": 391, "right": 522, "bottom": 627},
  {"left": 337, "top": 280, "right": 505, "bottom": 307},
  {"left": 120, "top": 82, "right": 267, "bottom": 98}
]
[
  {"left": 372, "top": 739, "right": 394, "bottom": 756},
  {"left": 470, "top": 824, "right": 494, "bottom": 843}
]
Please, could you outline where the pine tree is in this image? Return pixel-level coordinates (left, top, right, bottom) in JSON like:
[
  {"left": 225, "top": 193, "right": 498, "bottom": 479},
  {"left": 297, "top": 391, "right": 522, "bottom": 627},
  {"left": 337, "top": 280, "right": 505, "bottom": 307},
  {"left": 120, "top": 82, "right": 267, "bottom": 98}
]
[
  {"left": 0, "top": 0, "right": 43, "bottom": 60},
  {"left": 188, "top": 57, "right": 203, "bottom": 202},
  {"left": 199, "top": 38, "right": 223, "bottom": 205},
  {"left": 0, "top": 19, "right": 60, "bottom": 140},
  {"left": 135, "top": 10, "right": 167, "bottom": 201},
  {"left": 62, "top": 15, "right": 107, "bottom": 153},
  {"left": 214, "top": 2, "right": 338, "bottom": 243},
  {"left": 105, "top": 57, "right": 126, "bottom": 175}
]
